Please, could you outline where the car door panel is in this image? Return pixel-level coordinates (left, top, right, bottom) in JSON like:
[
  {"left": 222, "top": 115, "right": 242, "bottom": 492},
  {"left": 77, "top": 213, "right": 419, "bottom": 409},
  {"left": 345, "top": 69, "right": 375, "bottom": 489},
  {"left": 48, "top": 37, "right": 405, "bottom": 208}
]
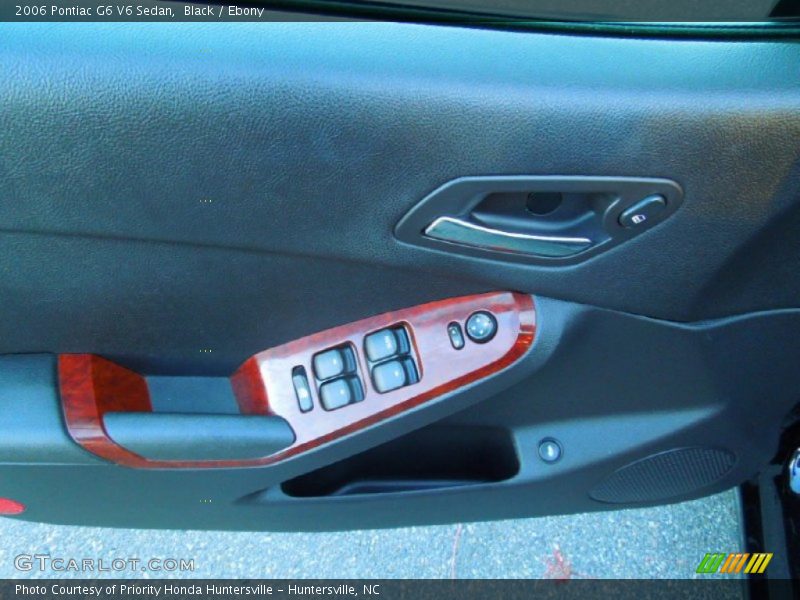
[{"left": 1, "top": 19, "right": 799, "bottom": 530}]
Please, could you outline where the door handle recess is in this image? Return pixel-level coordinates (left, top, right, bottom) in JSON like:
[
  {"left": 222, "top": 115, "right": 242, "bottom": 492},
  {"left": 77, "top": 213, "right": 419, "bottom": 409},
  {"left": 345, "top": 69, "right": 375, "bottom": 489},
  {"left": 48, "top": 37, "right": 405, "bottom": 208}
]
[
  {"left": 424, "top": 216, "right": 593, "bottom": 258},
  {"left": 396, "top": 176, "right": 684, "bottom": 265}
]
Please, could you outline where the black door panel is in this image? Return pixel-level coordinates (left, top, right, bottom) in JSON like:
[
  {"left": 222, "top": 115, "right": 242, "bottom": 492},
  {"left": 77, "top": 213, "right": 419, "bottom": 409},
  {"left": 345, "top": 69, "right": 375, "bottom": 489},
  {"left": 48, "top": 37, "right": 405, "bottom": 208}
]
[{"left": 1, "top": 20, "right": 799, "bottom": 530}]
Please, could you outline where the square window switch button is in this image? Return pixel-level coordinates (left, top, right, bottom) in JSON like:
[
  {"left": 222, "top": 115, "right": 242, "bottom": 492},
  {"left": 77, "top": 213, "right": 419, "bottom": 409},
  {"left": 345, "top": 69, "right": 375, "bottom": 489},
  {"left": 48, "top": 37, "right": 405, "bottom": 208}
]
[
  {"left": 371, "top": 358, "right": 416, "bottom": 394},
  {"left": 364, "top": 329, "right": 399, "bottom": 362},
  {"left": 313, "top": 346, "right": 355, "bottom": 381},
  {"left": 319, "top": 377, "right": 362, "bottom": 411}
]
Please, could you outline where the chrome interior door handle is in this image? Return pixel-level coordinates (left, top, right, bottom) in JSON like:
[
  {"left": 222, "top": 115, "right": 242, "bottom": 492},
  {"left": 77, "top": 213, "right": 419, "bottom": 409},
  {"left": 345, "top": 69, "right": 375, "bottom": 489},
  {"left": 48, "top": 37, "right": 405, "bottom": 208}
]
[{"left": 424, "top": 217, "right": 593, "bottom": 258}]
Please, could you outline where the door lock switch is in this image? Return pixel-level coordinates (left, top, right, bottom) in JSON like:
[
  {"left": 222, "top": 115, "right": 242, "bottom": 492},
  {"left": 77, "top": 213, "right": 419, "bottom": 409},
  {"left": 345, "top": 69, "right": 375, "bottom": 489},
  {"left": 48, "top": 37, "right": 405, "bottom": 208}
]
[
  {"left": 619, "top": 194, "right": 667, "bottom": 228},
  {"left": 292, "top": 366, "right": 314, "bottom": 413}
]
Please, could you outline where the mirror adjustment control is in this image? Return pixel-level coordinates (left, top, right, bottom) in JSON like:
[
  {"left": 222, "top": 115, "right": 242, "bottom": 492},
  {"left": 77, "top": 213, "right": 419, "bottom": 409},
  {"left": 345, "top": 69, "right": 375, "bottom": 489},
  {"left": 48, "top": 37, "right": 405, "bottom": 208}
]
[
  {"left": 465, "top": 311, "right": 497, "bottom": 344},
  {"left": 313, "top": 346, "right": 356, "bottom": 381},
  {"left": 291, "top": 366, "right": 313, "bottom": 413},
  {"left": 447, "top": 322, "right": 465, "bottom": 350}
]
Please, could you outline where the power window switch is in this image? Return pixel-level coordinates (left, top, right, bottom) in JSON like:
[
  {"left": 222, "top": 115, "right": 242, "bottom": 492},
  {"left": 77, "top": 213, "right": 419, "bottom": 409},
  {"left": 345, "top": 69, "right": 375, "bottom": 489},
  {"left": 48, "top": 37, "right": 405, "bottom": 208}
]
[
  {"left": 313, "top": 346, "right": 356, "bottom": 381},
  {"left": 319, "top": 376, "right": 363, "bottom": 411},
  {"left": 364, "top": 327, "right": 410, "bottom": 362},
  {"left": 365, "top": 329, "right": 399, "bottom": 362},
  {"left": 372, "top": 358, "right": 418, "bottom": 394}
]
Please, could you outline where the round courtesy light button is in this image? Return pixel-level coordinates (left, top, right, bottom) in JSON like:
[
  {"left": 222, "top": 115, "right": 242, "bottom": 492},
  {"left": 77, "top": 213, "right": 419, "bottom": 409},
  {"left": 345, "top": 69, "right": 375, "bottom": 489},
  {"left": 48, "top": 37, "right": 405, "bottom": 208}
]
[
  {"left": 465, "top": 311, "right": 497, "bottom": 344},
  {"left": 538, "top": 439, "right": 562, "bottom": 463}
]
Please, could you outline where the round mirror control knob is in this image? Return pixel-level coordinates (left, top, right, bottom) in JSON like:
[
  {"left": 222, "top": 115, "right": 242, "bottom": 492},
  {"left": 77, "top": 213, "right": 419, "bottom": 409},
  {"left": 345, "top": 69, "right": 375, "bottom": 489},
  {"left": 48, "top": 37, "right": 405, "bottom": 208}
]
[{"left": 465, "top": 311, "right": 497, "bottom": 344}]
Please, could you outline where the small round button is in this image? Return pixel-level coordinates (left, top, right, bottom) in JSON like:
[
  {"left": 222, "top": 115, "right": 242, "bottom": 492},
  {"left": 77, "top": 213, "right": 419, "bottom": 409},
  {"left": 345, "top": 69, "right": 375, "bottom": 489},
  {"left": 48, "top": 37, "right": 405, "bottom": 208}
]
[
  {"left": 465, "top": 311, "right": 497, "bottom": 344},
  {"left": 538, "top": 439, "right": 562, "bottom": 463}
]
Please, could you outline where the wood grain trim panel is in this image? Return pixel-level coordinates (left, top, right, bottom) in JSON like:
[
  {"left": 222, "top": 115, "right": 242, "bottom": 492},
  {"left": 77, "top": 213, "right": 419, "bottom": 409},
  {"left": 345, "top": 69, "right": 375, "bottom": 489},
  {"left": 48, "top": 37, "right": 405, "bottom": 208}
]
[
  {"left": 59, "top": 292, "right": 536, "bottom": 468},
  {"left": 59, "top": 354, "right": 154, "bottom": 467}
]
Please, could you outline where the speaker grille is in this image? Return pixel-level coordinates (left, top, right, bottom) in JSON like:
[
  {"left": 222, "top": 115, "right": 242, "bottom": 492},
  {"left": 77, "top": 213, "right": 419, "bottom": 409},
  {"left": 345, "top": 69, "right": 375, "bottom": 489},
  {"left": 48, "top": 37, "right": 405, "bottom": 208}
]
[{"left": 590, "top": 447, "right": 736, "bottom": 504}]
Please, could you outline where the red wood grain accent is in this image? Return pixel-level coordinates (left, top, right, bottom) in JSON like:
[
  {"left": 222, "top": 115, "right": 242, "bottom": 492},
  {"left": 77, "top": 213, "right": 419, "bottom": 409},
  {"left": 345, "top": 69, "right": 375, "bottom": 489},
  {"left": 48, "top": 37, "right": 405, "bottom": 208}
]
[
  {"left": 59, "top": 354, "right": 153, "bottom": 467},
  {"left": 59, "top": 292, "right": 535, "bottom": 468},
  {"left": 230, "top": 357, "right": 271, "bottom": 415}
]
